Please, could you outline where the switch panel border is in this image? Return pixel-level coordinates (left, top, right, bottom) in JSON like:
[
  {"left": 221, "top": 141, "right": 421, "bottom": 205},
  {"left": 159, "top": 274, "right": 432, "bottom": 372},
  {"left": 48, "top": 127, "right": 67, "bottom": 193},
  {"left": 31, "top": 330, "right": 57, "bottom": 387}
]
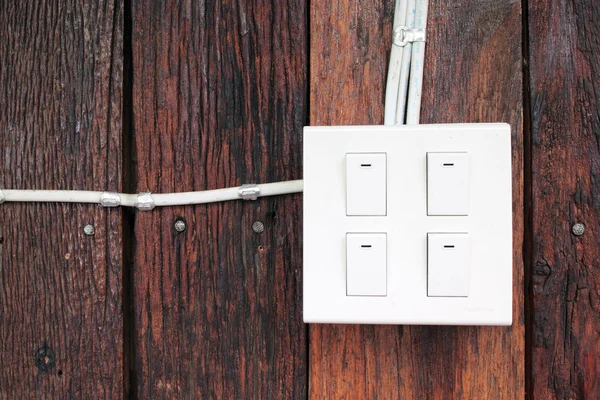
[{"left": 303, "top": 123, "right": 513, "bottom": 326}]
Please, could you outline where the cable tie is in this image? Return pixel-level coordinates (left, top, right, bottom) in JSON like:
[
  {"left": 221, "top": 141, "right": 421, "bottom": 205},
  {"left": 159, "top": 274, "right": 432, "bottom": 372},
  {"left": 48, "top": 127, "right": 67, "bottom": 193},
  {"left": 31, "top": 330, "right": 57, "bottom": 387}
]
[
  {"left": 99, "top": 192, "right": 121, "bottom": 207},
  {"left": 135, "top": 192, "right": 155, "bottom": 211},
  {"left": 393, "top": 26, "right": 426, "bottom": 47},
  {"left": 238, "top": 184, "right": 260, "bottom": 201},
  {"left": 0, "top": 189, "right": 5, "bottom": 204}
]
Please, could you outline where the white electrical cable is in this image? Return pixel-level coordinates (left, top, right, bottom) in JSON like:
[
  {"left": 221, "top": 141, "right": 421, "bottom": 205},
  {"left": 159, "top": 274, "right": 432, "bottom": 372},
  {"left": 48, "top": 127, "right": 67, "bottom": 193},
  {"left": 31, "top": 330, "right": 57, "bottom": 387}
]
[
  {"left": 0, "top": 190, "right": 119, "bottom": 204},
  {"left": 0, "top": 180, "right": 304, "bottom": 210},
  {"left": 394, "top": 0, "right": 416, "bottom": 125},
  {"left": 152, "top": 180, "right": 304, "bottom": 206},
  {"left": 384, "top": 0, "right": 408, "bottom": 125},
  {"left": 385, "top": 0, "right": 428, "bottom": 125},
  {"left": 406, "top": 0, "right": 429, "bottom": 125}
]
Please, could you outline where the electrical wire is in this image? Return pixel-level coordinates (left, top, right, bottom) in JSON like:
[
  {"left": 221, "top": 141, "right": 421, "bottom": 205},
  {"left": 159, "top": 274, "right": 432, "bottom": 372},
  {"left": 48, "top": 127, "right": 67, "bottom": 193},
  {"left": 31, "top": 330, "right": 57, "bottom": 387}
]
[
  {"left": 406, "top": 0, "right": 429, "bottom": 125},
  {"left": 384, "top": 0, "right": 408, "bottom": 125},
  {"left": 394, "top": 0, "right": 416, "bottom": 125},
  {"left": 152, "top": 180, "right": 303, "bottom": 206},
  {"left": 384, "top": 0, "right": 429, "bottom": 126},
  {"left": 0, "top": 180, "right": 304, "bottom": 209}
]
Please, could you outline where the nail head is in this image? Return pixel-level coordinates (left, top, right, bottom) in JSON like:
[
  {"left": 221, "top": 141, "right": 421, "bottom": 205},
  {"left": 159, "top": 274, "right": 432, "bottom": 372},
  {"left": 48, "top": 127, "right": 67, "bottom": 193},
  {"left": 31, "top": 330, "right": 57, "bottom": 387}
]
[
  {"left": 174, "top": 220, "right": 186, "bottom": 233},
  {"left": 83, "top": 224, "right": 95, "bottom": 236},
  {"left": 572, "top": 223, "right": 585, "bottom": 236},
  {"left": 252, "top": 221, "right": 265, "bottom": 233}
]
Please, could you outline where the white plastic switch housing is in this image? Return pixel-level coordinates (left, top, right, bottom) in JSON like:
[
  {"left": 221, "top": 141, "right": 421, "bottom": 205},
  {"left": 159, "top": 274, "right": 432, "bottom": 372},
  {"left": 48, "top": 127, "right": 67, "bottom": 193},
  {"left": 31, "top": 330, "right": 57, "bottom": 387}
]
[
  {"left": 427, "top": 233, "right": 471, "bottom": 297},
  {"left": 303, "top": 123, "right": 513, "bottom": 325},
  {"left": 347, "top": 233, "right": 387, "bottom": 296},
  {"left": 427, "top": 152, "right": 469, "bottom": 215},
  {"left": 346, "top": 153, "right": 387, "bottom": 216}
]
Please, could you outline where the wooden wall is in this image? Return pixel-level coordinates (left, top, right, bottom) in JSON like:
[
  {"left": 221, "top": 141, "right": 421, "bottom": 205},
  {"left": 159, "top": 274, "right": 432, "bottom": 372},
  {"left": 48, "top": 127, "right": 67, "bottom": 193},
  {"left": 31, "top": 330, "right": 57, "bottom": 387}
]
[{"left": 0, "top": 0, "right": 598, "bottom": 398}]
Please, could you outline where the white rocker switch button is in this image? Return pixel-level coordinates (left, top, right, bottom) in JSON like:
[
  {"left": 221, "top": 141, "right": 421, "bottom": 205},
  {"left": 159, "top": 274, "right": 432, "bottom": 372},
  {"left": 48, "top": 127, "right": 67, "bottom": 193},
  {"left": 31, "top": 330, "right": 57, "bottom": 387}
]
[
  {"left": 428, "top": 233, "right": 471, "bottom": 297},
  {"left": 347, "top": 233, "right": 387, "bottom": 296},
  {"left": 346, "top": 153, "right": 387, "bottom": 216},
  {"left": 427, "top": 152, "right": 469, "bottom": 216}
]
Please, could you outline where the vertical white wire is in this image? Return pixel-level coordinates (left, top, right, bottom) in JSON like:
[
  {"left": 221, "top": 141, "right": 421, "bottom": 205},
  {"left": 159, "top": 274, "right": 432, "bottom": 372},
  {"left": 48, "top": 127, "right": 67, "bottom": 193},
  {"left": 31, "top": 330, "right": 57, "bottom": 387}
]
[
  {"left": 394, "top": 0, "right": 416, "bottom": 125},
  {"left": 384, "top": 0, "right": 408, "bottom": 125},
  {"left": 406, "top": 0, "right": 429, "bottom": 125}
]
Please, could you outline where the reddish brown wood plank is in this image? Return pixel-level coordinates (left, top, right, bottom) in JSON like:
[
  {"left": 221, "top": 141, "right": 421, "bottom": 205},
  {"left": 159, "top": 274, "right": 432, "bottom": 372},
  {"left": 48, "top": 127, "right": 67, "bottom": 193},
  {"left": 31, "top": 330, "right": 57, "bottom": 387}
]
[
  {"left": 130, "top": 0, "right": 307, "bottom": 397},
  {"left": 0, "top": 1, "right": 125, "bottom": 398},
  {"left": 528, "top": 0, "right": 600, "bottom": 397},
  {"left": 309, "top": 1, "right": 524, "bottom": 398}
]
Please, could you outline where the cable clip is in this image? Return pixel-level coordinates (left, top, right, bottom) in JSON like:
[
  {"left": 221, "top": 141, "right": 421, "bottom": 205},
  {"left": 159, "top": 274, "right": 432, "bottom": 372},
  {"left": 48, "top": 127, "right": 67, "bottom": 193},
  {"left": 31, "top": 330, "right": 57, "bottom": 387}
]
[
  {"left": 393, "top": 26, "right": 426, "bottom": 47},
  {"left": 238, "top": 184, "right": 261, "bottom": 201},
  {"left": 0, "top": 189, "right": 5, "bottom": 204},
  {"left": 99, "top": 192, "right": 121, "bottom": 207},
  {"left": 135, "top": 192, "right": 155, "bottom": 211}
]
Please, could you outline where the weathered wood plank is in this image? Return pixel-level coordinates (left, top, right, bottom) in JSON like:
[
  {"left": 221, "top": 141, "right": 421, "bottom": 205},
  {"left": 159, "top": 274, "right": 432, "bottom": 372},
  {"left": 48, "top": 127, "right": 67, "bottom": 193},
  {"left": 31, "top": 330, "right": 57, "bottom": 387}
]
[
  {"left": 0, "top": 1, "right": 125, "bottom": 398},
  {"left": 130, "top": 0, "right": 307, "bottom": 397},
  {"left": 309, "top": 0, "right": 525, "bottom": 398},
  {"left": 528, "top": 0, "right": 600, "bottom": 397}
]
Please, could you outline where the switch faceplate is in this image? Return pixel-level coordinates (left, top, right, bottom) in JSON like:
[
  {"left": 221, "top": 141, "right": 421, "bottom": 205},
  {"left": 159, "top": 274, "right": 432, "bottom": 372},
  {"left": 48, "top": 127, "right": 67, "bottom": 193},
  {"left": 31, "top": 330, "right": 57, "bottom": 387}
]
[
  {"left": 347, "top": 233, "right": 387, "bottom": 296},
  {"left": 303, "top": 123, "right": 513, "bottom": 325},
  {"left": 427, "top": 152, "right": 470, "bottom": 215},
  {"left": 346, "top": 153, "right": 387, "bottom": 216}
]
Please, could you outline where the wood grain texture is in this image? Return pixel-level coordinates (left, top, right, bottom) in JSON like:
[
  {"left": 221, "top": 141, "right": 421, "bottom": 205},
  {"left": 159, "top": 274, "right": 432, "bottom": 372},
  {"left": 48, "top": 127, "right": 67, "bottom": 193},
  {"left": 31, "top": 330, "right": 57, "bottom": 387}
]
[
  {"left": 310, "top": 1, "right": 525, "bottom": 399},
  {"left": 130, "top": 0, "right": 307, "bottom": 398},
  {"left": 0, "top": 1, "right": 125, "bottom": 398},
  {"left": 528, "top": 0, "right": 600, "bottom": 398}
]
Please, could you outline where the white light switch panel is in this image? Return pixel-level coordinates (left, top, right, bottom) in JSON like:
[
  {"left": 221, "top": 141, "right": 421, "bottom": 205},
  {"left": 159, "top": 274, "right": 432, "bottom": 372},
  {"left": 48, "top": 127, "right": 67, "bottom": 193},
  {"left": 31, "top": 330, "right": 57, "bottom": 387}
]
[{"left": 303, "top": 124, "right": 513, "bottom": 325}]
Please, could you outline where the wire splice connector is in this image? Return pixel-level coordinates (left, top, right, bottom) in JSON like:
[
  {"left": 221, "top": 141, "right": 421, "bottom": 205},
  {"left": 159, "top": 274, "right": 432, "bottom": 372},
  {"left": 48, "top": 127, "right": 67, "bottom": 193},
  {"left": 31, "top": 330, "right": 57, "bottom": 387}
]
[
  {"left": 135, "top": 192, "right": 155, "bottom": 211},
  {"left": 238, "top": 184, "right": 261, "bottom": 201},
  {"left": 393, "top": 26, "right": 426, "bottom": 47},
  {"left": 100, "top": 192, "right": 121, "bottom": 207}
]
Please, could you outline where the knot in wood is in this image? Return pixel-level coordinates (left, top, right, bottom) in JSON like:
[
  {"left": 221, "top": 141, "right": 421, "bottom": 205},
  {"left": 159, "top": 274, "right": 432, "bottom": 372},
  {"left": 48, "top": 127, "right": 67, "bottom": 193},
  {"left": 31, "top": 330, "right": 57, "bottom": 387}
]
[{"left": 35, "top": 345, "right": 56, "bottom": 373}]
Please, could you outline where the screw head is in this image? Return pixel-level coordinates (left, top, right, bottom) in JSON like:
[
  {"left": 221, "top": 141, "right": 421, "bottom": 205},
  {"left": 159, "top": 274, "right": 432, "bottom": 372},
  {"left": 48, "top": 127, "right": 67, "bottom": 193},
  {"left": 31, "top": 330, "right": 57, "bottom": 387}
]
[
  {"left": 572, "top": 223, "right": 585, "bottom": 236},
  {"left": 174, "top": 220, "right": 186, "bottom": 233},
  {"left": 252, "top": 221, "right": 265, "bottom": 233},
  {"left": 83, "top": 224, "right": 95, "bottom": 236}
]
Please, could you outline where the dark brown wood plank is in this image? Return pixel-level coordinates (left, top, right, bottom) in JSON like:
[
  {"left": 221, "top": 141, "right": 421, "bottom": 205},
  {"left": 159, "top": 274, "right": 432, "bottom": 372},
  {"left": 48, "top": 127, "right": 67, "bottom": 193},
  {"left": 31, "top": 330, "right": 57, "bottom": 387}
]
[
  {"left": 309, "top": 1, "right": 525, "bottom": 398},
  {"left": 528, "top": 0, "right": 600, "bottom": 398},
  {"left": 0, "top": 1, "right": 125, "bottom": 398},
  {"left": 130, "top": 0, "right": 307, "bottom": 397}
]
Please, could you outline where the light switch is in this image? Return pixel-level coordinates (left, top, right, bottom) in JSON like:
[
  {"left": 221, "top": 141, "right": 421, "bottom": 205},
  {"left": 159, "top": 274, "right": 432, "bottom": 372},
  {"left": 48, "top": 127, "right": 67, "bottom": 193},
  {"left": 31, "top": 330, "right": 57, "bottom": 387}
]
[
  {"left": 427, "top": 152, "right": 469, "bottom": 215},
  {"left": 346, "top": 153, "right": 386, "bottom": 216},
  {"left": 428, "top": 233, "right": 471, "bottom": 297},
  {"left": 347, "top": 233, "right": 387, "bottom": 296}
]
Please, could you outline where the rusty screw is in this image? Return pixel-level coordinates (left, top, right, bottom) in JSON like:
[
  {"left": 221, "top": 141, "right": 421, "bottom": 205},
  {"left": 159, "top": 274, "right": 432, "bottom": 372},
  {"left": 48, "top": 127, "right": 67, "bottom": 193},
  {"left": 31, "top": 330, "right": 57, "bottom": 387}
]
[{"left": 572, "top": 223, "right": 585, "bottom": 236}]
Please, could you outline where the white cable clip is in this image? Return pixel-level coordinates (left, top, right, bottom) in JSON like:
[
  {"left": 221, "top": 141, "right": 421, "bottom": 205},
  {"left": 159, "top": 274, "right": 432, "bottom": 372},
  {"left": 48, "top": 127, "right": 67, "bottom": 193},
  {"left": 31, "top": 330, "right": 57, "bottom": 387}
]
[
  {"left": 99, "top": 192, "right": 121, "bottom": 207},
  {"left": 0, "top": 189, "right": 5, "bottom": 204},
  {"left": 393, "top": 26, "right": 426, "bottom": 47},
  {"left": 238, "top": 184, "right": 260, "bottom": 201},
  {"left": 135, "top": 192, "right": 155, "bottom": 211}
]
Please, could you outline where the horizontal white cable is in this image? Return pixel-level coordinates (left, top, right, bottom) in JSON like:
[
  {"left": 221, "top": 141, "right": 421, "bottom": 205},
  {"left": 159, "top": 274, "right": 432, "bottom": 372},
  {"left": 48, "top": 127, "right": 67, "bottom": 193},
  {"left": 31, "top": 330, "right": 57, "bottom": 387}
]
[
  {"left": 2, "top": 190, "right": 106, "bottom": 204},
  {"left": 0, "top": 180, "right": 304, "bottom": 210},
  {"left": 152, "top": 180, "right": 304, "bottom": 207}
]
